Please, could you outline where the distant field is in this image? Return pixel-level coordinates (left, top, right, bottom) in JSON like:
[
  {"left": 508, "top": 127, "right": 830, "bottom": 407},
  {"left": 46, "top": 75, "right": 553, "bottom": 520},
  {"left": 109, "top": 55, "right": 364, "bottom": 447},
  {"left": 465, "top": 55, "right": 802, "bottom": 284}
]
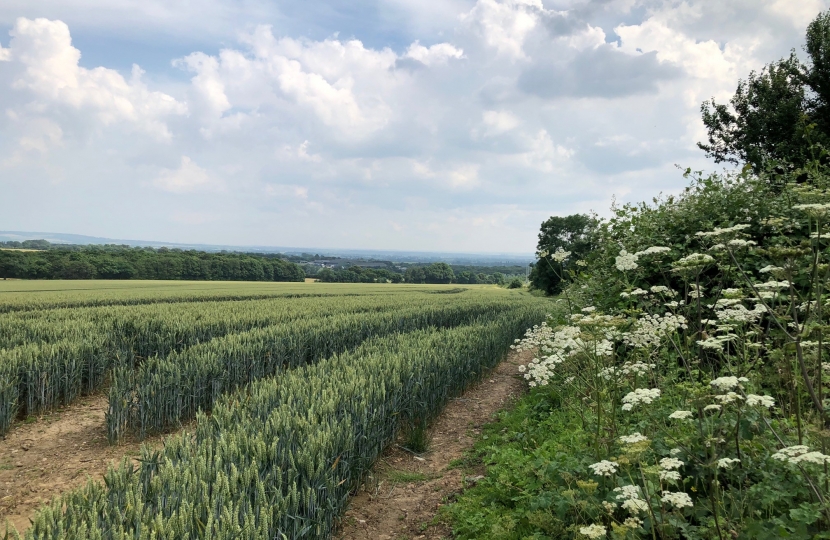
[
  {"left": 0, "top": 279, "right": 500, "bottom": 312},
  {"left": 2, "top": 278, "right": 546, "bottom": 538}
]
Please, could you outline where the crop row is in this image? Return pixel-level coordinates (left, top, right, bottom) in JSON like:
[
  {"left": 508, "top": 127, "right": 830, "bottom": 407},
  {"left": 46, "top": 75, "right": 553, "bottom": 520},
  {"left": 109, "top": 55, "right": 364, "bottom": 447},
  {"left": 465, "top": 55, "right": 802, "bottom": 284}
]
[
  {"left": 0, "top": 291, "right": 526, "bottom": 436},
  {"left": 106, "top": 298, "right": 526, "bottom": 440},
  {"left": 23, "top": 304, "right": 545, "bottom": 539}
]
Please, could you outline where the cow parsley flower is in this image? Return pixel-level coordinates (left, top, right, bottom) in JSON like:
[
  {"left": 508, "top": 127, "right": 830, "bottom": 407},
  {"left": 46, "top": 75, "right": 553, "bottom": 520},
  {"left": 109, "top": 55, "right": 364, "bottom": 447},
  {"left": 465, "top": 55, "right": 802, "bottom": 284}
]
[
  {"left": 659, "top": 457, "right": 684, "bottom": 470},
  {"left": 661, "top": 491, "right": 694, "bottom": 509},
  {"left": 710, "top": 376, "right": 741, "bottom": 391},
  {"left": 668, "top": 410, "right": 693, "bottom": 420},
  {"left": 703, "top": 404, "right": 722, "bottom": 412},
  {"left": 579, "top": 524, "right": 607, "bottom": 539},
  {"left": 718, "top": 458, "right": 740, "bottom": 469},
  {"left": 616, "top": 250, "right": 639, "bottom": 271},
  {"left": 660, "top": 470, "right": 682, "bottom": 482},
  {"left": 614, "top": 485, "right": 649, "bottom": 514},
  {"left": 745, "top": 394, "right": 775, "bottom": 408},
  {"left": 621, "top": 388, "right": 661, "bottom": 411},
  {"left": 589, "top": 460, "right": 619, "bottom": 477},
  {"left": 636, "top": 246, "right": 671, "bottom": 256},
  {"left": 715, "top": 392, "right": 744, "bottom": 404},
  {"left": 772, "top": 446, "right": 830, "bottom": 465},
  {"left": 674, "top": 253, "right": 714, "bottom": 269},
  {"left": 619, "top": 432, "right": 649, "bottom": 444},
  {"left": 551, "top": 247, "right": 571, "bottom": 262}
]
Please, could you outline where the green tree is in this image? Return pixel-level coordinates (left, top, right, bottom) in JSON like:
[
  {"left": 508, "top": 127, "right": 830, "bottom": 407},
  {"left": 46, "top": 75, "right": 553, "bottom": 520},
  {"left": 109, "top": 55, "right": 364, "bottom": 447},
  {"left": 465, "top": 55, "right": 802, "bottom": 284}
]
[
  {"left": 699, "top": 10, "right": 830, "bottom": 170},
  {"left": 530, "top": 213, "right": 595, "bottom": 295},
  {"left": 423, "top": 262, "right": 455, "bottom": 284}
]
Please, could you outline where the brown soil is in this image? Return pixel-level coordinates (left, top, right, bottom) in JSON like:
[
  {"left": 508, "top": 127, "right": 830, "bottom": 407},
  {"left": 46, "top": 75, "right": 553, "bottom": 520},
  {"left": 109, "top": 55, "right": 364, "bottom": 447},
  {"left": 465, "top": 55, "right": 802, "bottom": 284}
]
[
  {"left": 335, "top": 350, "right": 530, "bottom": 540},
  {"left": 0, "top": 395, "right": 169, "bottom": 534}
]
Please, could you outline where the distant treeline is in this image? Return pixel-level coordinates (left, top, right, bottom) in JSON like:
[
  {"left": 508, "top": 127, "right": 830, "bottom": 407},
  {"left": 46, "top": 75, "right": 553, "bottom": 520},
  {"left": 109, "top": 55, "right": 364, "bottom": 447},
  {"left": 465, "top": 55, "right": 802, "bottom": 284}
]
[
  {"left": 0, "top": 244, "right": 305, "bottom": 282},
  {"left": 0, "top": 240, "right": 526, "bottom": 284}
]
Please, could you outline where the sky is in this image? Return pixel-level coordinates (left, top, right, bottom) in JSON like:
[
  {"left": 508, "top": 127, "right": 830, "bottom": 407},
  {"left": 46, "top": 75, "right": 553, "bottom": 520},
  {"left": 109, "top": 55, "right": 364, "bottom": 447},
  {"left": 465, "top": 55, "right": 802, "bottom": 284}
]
[{"left": 0, "top": 0, "right": 826, "bottom": 254}]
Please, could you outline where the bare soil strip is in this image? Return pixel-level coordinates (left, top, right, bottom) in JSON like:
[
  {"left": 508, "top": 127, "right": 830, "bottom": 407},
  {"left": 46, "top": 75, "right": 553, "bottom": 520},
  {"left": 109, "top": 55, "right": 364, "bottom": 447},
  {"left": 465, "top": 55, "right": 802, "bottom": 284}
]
[
  {"left": 336, "top": 350, "right": 529, "bottom": 540},
  {"left": 0, "top": 350, "right": 528, "bottom": 538},
  {"left": 0, "top": 395, "right": 168, "bottom": 534}
]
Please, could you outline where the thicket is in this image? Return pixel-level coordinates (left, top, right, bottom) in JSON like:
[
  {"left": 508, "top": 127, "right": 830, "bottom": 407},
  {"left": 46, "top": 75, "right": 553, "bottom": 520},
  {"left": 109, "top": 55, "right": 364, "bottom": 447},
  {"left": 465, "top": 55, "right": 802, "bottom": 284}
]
[{"left": 14, "top": 303, "right": 546, "bottom": 539}]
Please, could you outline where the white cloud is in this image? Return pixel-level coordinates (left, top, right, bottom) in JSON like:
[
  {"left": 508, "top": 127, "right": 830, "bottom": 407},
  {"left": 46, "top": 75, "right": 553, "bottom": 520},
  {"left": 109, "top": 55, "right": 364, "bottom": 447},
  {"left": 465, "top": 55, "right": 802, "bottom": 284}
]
[
  {"left": 479, "top": 110, "right": 520, "bottom": 136},
  {"left": 460, "top": 0, "right": 542, "bottom": 59},
  {"left": 153, "top": 156, "right": 221, "bottom": 193},
  {"left": 404, "top": 41, "right": 464, "bottom": 65},
  {"left": 6, "top": 17, "right": 185, "bottom": 139},
  {"left": 2, "top": 1, "right": 829, "bottom": 253}
]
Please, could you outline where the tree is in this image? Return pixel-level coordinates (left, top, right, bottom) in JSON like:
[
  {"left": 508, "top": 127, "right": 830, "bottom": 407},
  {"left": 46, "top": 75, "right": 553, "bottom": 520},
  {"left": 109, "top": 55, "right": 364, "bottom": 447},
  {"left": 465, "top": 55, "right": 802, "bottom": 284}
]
[
  {"left": 698, "top": 10, "right": 830, "bottom": 170},
  {"left": 530, "top": 213, "right": 595, "bottom": 295},
  {"left": 405, "top": 266, "right": 426, "bottom": 284},
  {"left": 423, "top": 263, "right": 454, "bottom": 284}
]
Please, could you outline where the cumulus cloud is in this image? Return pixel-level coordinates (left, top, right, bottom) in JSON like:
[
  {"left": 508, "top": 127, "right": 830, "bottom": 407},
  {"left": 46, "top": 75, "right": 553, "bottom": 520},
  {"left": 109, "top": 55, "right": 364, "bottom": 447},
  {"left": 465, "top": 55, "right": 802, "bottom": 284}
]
[
  {"left": 1, "top": 0, "right": 828, "bottom": 253},
  {"left": 153, "top": 156, "right": 221, "bottom": 193},
  {"left": 5, "top": 17, "right": 185, "bottom": 139}
]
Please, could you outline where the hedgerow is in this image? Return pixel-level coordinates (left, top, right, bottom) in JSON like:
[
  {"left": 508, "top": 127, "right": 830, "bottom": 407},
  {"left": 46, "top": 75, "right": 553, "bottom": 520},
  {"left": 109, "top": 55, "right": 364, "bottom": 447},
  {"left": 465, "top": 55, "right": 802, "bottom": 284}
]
[{"left": 446, "top": 163, "right": 830, "bottom": 539}]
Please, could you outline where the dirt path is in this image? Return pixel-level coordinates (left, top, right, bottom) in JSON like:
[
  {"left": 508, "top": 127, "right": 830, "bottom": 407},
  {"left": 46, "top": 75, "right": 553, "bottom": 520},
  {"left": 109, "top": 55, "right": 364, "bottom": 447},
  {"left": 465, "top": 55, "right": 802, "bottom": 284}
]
[
  {"left": 0, "top": 395, "right": 168, "bottom": 534},
  {"left": 335, "top": 350, "right": 530, "bottom": 540}
]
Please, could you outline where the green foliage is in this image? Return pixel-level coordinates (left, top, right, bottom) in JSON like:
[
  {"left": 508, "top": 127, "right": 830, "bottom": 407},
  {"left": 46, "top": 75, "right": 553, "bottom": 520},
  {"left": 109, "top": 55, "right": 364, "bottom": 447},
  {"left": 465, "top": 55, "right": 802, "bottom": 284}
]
[
  {"left": 530, "top": 214, "right": 596, "bottom": 295},
  {"left": 446, "top": 164, "right": 830, "bottom": 538},
  {"left": 699, "top": 10, "right": 830, "bottom": 170},
  {"left": 508, "top": 278, "right": 524, "bottom": 289},
  {"left": 0, "top": 245, "right": 305, "bottom": 282}
]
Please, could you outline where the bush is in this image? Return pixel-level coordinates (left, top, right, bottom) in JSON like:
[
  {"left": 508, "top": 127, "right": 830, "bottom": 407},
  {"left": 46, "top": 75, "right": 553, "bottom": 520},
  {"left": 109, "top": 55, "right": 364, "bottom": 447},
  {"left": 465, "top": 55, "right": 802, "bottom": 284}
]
[{"left": 507, "top": 278, "right": 524, "bottom": 289}]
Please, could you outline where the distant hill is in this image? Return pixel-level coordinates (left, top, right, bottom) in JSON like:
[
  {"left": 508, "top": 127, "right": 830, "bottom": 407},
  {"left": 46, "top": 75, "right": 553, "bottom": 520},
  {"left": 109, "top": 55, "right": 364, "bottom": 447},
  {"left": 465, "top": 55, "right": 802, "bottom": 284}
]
[{"left": 0, "top": 231, "right": 533, "bottom": 266}]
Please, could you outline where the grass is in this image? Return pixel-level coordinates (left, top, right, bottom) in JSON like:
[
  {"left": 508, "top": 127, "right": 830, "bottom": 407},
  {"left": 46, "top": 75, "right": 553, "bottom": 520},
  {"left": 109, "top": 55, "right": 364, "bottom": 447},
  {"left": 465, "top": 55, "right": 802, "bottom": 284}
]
[{"left": 385, "top": 470, "right": 437, "bottom": 484}]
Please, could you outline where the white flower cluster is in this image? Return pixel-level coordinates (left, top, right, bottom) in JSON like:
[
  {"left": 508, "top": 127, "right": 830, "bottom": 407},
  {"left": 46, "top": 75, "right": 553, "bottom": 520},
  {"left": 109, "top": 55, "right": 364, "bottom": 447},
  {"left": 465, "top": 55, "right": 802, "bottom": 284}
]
[
  {"left": 715, "top": 303, "right": 767, "bottom": 324},
  {"left": 616, "top": 250, "right": 639, "bottom": 271},
  {"left": 695, "top": 224, "right": 751, "bottom": 238},
  {"left": 715, "top": 392, "right": 744, "bottom": 404},
  {"left": 661, "top": 491, "right": 694, "bottom": 509},
  {"left": 614, "top": 485, "right": 650, "bottom": 514},
  {"left": 511, "top": 322, "right": 554, "bottom": 352},
  {"left": 755, "top": 280, "right": 791, "bottom": 291},
  {"left": 621, "top": 388, "right": 661, "bottom": 411},
  {"left": 710, "top": 376, "right": 748, "bottom": 391},
  {"left": 772, "top": 445, "right": 830, "bottom": 465},
  {"left": 673, "top": 253, "right": 714, "bottom": 269},
  {"left": 658, "top": 457, "right": 684, "bottom": 482},
  {"left": 697, "top": 335, "right": 737, "bottom": 351},
  {"left": 668, "top": 410, "right": 693, "bottom": 420},
  {"left": 759, "top": 265, "right": 784, "bottom": 275},
  {"left": 649, "top": 285, "right": 677, "bottom": 296},
  {"left": 635, "top": 246, "right": 671, "bottom": 256},
  {"left": 622, "top": 312, "right": 688, "bottom": 350},
  {"left": 745, "top": 394, "right": 775, "bottom": 408},
  {"left": 718, "top": 458, "right": 740, "bottom": 469},
  {"left": 579, "top": 524, "right": 607, "bottom": 539},
  {"left": 520, "top": 324, "right": 594, "bottom": 386},
  {"left": 727, "top": 239, "right": 757, "bottom": 248},
  {"left": 793, "top": 203, "right": 830, "bottom": 218},
  {"left": 551, "top": 247, "right": 571, "bottom": 262},
  {"left": 619, "top": 432, "right": 649, "bottom": 444},
  {"left": 688, "top": 284, "right": 706, "bottom": 299},
  {"left": 589, "top": 460, "right": 619, "bottom": 477},
  {"left": 620, "top": 361, "right": 655, "bottom": 376}
]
